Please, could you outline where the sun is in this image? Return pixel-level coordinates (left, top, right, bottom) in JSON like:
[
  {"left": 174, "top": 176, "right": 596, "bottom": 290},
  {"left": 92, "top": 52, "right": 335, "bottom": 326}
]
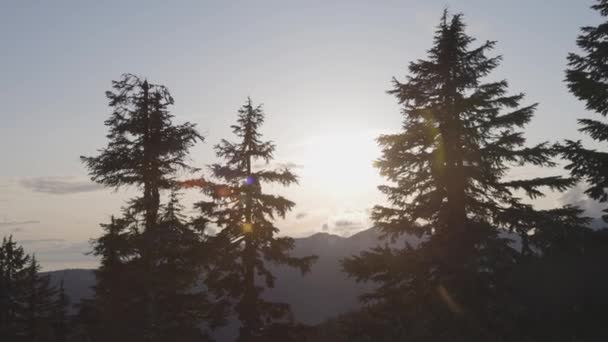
[{"left": 289, "top": 130, "right": 383, "bottom": 200}]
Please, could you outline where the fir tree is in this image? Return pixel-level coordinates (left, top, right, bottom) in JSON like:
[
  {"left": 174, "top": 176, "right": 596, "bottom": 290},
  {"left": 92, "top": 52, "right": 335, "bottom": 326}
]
[
  {"left": 563, "top": 0, "right": 608, "bottom": 224},
  {"left": 197, "top": 98, "right": 317, "bottom": 341},
  {"left": 20, "top": 256, "right": 56, "bottom": 342},
  {"left": 153, "top": 192, "right": 218, "bottom": 341},
  {"left": 0, "top": 236, "right": 30, "bottom": 341},
  {"left": 342, "top": 11, "right": 581, "bottom": 340},
  {"left": 86, "top": 213, "right": 143, "bottom": 341},
  {"left": 81, "top": 74, "right": 206, "bottom": 341},
  {"left": 0, "top": 238, "right": 65, "bottom": 342},
  {"left": 51, "top": 280, "right": 70, "bottom": 342}
]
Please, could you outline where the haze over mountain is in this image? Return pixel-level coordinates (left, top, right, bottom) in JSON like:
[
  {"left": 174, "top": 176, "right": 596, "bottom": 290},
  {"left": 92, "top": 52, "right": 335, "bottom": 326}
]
[{"left": 45, "top": 227, "right": 419, "bottom": 339}]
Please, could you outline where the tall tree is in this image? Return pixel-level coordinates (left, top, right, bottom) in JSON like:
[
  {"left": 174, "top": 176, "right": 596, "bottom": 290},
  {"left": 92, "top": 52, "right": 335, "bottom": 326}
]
[
  {"left": 197, "top": 98, "right": 317, "bottom": 341},
  {"left": 153, "top": 192, "right": 219, "bottom": 341},
  {"left": 86, "top": 213, "right": 143, "bottom": 341},
  {"left": 563, "top": 0, "right": 608, "bottom": 224},
  {"left": 20, "top": 256, "right": 56, "bottom": 342},
  {"left": 0, "top": 236, "right": 30, "bottom": 341},
  {"left": 343, "top": 12, "right": 581, "bottom": 341},
  {"left": 81, "top": 74, "right": 206, "bottom": 341}
]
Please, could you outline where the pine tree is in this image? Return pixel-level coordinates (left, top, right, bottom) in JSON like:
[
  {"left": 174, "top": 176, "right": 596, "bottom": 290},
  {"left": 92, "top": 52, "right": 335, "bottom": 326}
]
[
  {"left": 0, "top": 236, "right": 30, "bottom": 341},
  {"left": 563, "top": 0, "right": 608, "bottom": 224},
  {"left": 86, "top": 213, "right": 142, "bottom": 341},
  {"left": 342, "top": 11, "right": 581, "bottom": 340},
  {"left": 20, "top": 256, "right": 57, "bottom": 342},
  {"left": 197, "top": 98, "right": 317, "bottom": 341},
  {"left": 51, "top": 280, "right": 70, "bottom": 342},
  {"left": 153, "top": 192, "right": 218, "bottom": 341},
  {"left": 81, "top": 74, "right": 205, "bottom": 341},
  {"left": 0, "top": 238, "right": 66, "bottom": 342}
]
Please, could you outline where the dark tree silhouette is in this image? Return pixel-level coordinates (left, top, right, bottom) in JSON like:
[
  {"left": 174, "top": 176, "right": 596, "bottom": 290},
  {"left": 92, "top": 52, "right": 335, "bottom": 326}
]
[
  {"left": 21, "top": 256, "right": 57, "bottom": 342},
  {"left": 562, "top": 0, "right": 608, "bottom": 224},
  {"left": 84, "top": 213, "right": 143, "bottom": 341},
  {"left": 342, "top": 11, "right": 583, "bottom": 341},
  {"left": 51, "top": 280, "right": 70, "bottom": 342},
  {"left": 153, "top": 192, "right": 222, "bottom": 341},
  {"left": 0, "top": 237, "right": 68, "bottom": 342},
  {"left": 196, "top": 98, "right": 317, "bottom": 341},
  {"left": 81, "top": 74, "right": 212, "bottom": 341},
  {"left": 0, "top": 236, "right": 31, "bottom": 340}
]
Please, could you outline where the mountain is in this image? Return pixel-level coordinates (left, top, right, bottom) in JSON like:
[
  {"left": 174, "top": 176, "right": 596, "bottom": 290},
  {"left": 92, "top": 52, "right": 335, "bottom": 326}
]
[
  {"left": 44, "top": 227, "right": 419, "bottom": 340},
  {"left": 43, "top": 225, "right": 608, "bottom": 340}
]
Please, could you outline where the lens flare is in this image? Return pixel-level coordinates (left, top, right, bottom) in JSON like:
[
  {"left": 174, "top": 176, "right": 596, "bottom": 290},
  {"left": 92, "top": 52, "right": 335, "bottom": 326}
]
[
  {"left": 437, "top": 285, "right": 463, "bottom": 315},
  {"left": 216, "top": 185, "right": 232, "bottom": 197},
  {"left": 242, "top": 222, "right": 253, "bottom": 233},
  {"left": 178, "top": 178, "right": 207, "bottom": 189}
]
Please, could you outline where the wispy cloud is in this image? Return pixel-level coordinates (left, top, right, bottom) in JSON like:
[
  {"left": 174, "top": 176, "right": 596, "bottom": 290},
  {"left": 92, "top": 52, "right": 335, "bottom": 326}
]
[
  {"left": 19, "top": 177, "right": 103, "bottom": 195},
  {"left": 324, "top": 208, "right": 371, "bottom": 236},
  {"left": 559, "top": 184, "right": 605, "bottom": 218},
  {"left": 18, "top": 238, "right": 65, "bottom": 244},
  {"left": 14, "top": 240, "right": 98, "bottom": 270},
  {"left": 333, "top": 219, "right": 365, "bottom": 235},
  {"left": 295, "top": 212, "right": 308, "bottom": 219},
  {"left": 253, "top": 161, "right": 304, "bottom": 171},
  {"left": 0, "top": 220, "right": 40, "bottom": 228}
]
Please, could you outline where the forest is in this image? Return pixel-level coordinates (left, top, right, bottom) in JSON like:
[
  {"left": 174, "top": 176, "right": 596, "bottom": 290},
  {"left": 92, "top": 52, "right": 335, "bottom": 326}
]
[{"left": 1, "top": 2, "right": 608, "bottom": 342}]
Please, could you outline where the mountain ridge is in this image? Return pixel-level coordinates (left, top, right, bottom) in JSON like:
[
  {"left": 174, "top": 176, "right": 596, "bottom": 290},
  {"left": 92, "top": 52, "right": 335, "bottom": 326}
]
[{"left": 44, "top": 227, "right": 388, "bottom": 326}]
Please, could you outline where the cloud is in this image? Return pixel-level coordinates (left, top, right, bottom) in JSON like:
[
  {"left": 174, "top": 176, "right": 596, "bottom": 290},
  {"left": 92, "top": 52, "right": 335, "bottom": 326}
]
[
  {"left": 18, "top": 238, "right": 65, "bottom": 244},
  {"left": 19, "top": 177, "right": 103, "bottom": 194},
  {"left": 559, "top": 184, "right": 606, "bottom": 219},
  {"left": 321, "top": 224, "right": 329, "bottom": 232},
  {"left": 334, "top": 219, "right": 360, "bottom": 228},
  {"left": 333, "top": 219, "right": 365, "bottom": 236},
  {"left": 14, "top": 240, "right": 98, "bottom": 270},
  {"left": 324, "top": 209, "right": 371, "bottom": 236},
  {"left": 273, "top": 162, "right": 303, "bottom": 169},
  {"left": 295, "top": 212, "right": 308, "bottom": 220},
  {"left": 253, "top": 161, "right": 304, "bottom": 171},
  {"left": 0, "top": 220, "right": 40, "bottom": 228},
  {"left": 327, "top": 209, "right": 371, "bottom": 236}
]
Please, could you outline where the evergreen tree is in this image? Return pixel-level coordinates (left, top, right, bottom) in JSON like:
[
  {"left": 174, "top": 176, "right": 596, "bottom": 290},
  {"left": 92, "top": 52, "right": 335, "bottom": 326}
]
[
  {"left": 81, "top": 74, "right": 206, "bottom": 341},
  {"left": 342, "top": 12, "right": 581, "bottom": 341},
  {"left": 197, "top": 98, "right": 317, "bottom": 341},
  {"left": 563, "top": 0, "right": 608, "bottom": 224},
  {"left": 0, "top": 238, "right": 66, "bottom": 342},
  {"left": 86, "top": 213, "right": 142, "bottom": 341},
  {"left": 153, "top": 192, "right": 219, "bottom": 341},
  {"left": 0, "top": 236, "right": 30, "bottom": 341},
  {"left": 51, "top": 280, "right": 70, "bottom": 342},
  {"left": 20, "top": 256, "right": 57, "bottom": 342}
]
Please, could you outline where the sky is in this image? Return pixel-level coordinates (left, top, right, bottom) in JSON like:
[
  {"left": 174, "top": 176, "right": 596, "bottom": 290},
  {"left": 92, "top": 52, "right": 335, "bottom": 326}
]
[{"left": 0, "top": 0, "right": 605, "bottom": 270}]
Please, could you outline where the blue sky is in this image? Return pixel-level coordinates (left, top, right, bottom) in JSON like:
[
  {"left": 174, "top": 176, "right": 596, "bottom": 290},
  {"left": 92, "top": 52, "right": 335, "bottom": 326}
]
[{"left": 0, "top": 0, "right": 604, "bottom": 270}]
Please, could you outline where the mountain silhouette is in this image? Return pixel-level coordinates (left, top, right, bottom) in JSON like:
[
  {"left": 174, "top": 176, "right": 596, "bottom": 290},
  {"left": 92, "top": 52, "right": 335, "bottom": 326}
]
[{"left": 44, "top": 227, "right": 420, "bottom": 340}]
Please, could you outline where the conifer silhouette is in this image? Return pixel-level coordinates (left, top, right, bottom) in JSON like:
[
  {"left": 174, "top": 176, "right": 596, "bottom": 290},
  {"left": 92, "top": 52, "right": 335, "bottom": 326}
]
[
  {"left": 562, "top": 0, "right": 608, "bottom": 224},
  {"left": 0, "top": 236, "right": 31, "bottom": 340},
  {"left": 342, "top": 11, "right": 584, "bottom": 341},
  {"left": 81, "top": 74, "right": 212, "bottom": 341},
  {"left": 0, "top": 237, "right": 66, "bottom": 342},
  {"left": 196, "top": 98, "right": 317, "bottom": 341},
  {"left": 51, "top": 280, "right": 70, "bottom": 342}
]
